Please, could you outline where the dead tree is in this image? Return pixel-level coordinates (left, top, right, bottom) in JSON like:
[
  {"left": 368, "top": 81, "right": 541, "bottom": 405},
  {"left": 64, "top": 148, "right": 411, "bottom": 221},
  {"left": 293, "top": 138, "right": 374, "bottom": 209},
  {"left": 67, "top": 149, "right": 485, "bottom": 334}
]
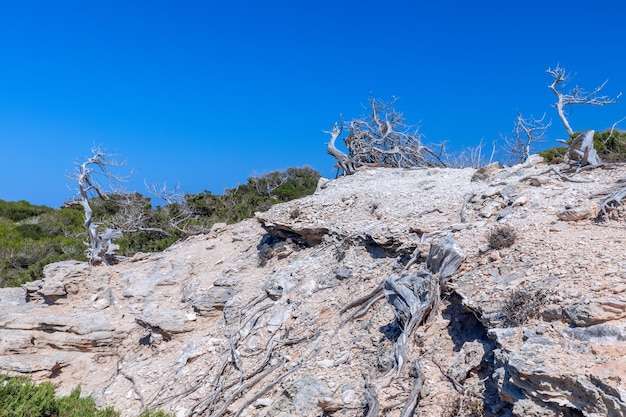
[
  {"left": 503, "top": 113, "right": 551, "bottom": 164},
  {"left": 441, "top": 138, "right": 496, "bottom": 169},
  {"left": 326, "top": 97, "right": 443, "bottom": 175},
  {"left": 146, "top": 182, "right": 197, "bottom": 234},
  {"left": 547, "top": 65, "right": 621, "bottom": 136},
  {"left": 69, "top": 146, "right": 126, "bottom": 266},
  {"left": 105, "top": 192, "right": 171, "bottom": 237},
  {"left": 250, "top": 171, "right": 289, "bottom": 198},
  {"left": 325, "top": 121, "right": 356, "bottom": 175}
]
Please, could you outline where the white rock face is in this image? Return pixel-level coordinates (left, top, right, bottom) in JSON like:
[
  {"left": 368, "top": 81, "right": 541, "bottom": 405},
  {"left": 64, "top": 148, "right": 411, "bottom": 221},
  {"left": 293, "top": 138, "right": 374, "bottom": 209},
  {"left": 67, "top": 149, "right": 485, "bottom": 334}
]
[{"left": 3, "top": 159, "right": 626, "bottom": 416}]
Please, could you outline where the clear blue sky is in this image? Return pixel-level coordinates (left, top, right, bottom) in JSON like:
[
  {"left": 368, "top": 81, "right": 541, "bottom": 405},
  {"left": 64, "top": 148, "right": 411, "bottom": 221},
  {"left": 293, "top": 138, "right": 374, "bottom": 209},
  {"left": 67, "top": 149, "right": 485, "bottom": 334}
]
[{"left": 2, "top": 1, "right": 626, "bottom": 208}]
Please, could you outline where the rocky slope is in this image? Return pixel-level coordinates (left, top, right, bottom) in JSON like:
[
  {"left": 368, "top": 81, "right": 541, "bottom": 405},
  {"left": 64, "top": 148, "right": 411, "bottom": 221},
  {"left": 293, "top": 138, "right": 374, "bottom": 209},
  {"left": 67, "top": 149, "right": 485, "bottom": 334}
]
[{"left": 2, "top": 156, "right": 626, "bottom": 416}]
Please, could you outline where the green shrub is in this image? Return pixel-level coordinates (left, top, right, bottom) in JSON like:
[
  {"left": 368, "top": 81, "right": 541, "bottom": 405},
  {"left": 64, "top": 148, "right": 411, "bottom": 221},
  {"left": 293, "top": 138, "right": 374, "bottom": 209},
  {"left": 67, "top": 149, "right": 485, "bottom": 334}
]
[
  {"left": 0, "top": 200, "right": 52, "bottom": 222},
  {"left": 487, "top": 225, "right": 517, "bottom": 249},
  {"left": 55, "top": 387, "right": 119, "bottom": 417},
  {"left": 538, "top": 146, "right": 567, "bottom": 164},
  {"left": 0, "top": 166, "right": 321, "bottom": 287},
  {"left": 138, "top": 410, "right": 174, "bottom": 417},
  {"left": 0, "top": 375, "right": 57, "bottom": 417},
  {"left": 593, "top": 129, "right": 626, "bottom": 162},
  {"left": 539, "top": 128, "right": 626, "bottom": 164},
  {"left": 0, "top": 374, "right": 175, "bottom": 417}
]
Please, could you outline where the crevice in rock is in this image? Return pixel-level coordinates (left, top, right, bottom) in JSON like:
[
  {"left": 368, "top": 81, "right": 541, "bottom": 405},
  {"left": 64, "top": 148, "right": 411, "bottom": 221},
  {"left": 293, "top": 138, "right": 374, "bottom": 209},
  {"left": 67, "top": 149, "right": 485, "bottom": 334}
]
[
  {"left": 444, "top": 291, "right": 512, "bottom": 417},
  {"left": 443, "top": 292, "right": 490, "bottom": 352}
]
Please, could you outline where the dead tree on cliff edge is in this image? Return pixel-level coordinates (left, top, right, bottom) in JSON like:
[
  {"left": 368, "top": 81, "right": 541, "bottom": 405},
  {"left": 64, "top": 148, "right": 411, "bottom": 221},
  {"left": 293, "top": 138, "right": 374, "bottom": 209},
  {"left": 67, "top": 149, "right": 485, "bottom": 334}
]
[
  {"left": 547, "top": 64, "right": 621, "bottom": 136},
  {"left": 68, "top": 146, "right": 126, "bottom": 266},
  {"left": 326, "top": 97, "right": 444, "bottom": 175}
]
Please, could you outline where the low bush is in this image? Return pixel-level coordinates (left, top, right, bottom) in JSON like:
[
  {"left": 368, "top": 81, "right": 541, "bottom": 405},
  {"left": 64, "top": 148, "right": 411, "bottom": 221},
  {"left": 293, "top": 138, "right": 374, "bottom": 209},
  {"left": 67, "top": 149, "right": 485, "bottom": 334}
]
[
  {"left": 538, "top": 128, "right": 626, "bottom": 164},
  {"left": 0, "top": 374, "right": 174, "bottom": 417},
  {"left": 0, "top": 375, "right": 118, "bottom": 417},
  {"left": 0, "top": 166, "right": 321, "bottom": 287},
  {"left": 487, "top": 225, "right": 517, "bottom": 249},
  {"left": 502, "top": 287, "right": 550, "bottom": 326}
]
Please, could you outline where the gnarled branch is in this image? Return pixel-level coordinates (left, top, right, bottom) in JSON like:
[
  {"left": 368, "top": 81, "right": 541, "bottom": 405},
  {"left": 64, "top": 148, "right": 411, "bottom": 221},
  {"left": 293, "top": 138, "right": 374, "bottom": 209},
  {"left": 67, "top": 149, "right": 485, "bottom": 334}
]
[{"left": 547, "top": 65, "right": 621, "bottom": 136}]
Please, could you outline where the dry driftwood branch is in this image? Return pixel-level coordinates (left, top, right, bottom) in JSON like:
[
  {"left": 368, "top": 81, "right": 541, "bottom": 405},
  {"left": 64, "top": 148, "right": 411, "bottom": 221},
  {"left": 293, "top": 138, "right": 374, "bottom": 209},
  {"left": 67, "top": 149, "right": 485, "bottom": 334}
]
[
  {"left": 339, "top": 282, "right": 383, "bottom": 314},
  {"left": 119, "top": 368, "right": 145, "bottom": 410},
  {"left": 399, "top": 361, "right": 425, "bottom": 417},
  {"left": 427, "top": 232, "right": 466, "bottom": 284},
  {"left": 338, "top": 292, "right": 385, "bottom": 330},
  {"left": 384, "top": 270, "right": 438, "bottom": 376},
  {"left": 460, "top": 193, "right": 475, "bottom": 223},
  {"left": 599, "top": 185, "right": 626, "bottom": 218},
  {"left": 339, "top": 233, "right": 465, "bottom": 415},
  {"left": 232, "top": 361, "right": 303, "bottom": 417},
  {"left": 363, "top": 375, "right": 380, "bottom": 417},
  {"left": 206, "top": 358, "right": 285, "bottom": 417},
  {"left": 147, "top": 357, "right": 226, "bottom": 409},
  {"left": 519, "top": 165, "right": 593, "bottom": 184}
]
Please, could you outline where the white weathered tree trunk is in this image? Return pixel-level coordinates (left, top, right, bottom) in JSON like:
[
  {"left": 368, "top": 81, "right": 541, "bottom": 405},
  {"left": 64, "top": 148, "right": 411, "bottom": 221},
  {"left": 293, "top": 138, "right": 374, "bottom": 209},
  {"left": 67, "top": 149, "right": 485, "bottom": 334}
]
[
  {"left": 547, "top": 65, "right": 620, "bottom": 136},
  {"left": 568, "top": 130, "right": 601, "bottom": 167},
  {"left": 71, "top": 147, "right": 125, "bottom": 265}
]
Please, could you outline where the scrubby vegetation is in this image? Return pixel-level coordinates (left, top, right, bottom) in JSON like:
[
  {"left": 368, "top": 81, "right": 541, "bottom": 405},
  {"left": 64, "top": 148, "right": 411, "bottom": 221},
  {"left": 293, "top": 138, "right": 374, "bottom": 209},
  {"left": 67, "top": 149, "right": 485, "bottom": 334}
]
[
  {"left": 539, "top": 129, "right": 626, "bottom": 164},
  {"left": 502, "top": 287, "right": 551, "bottom": 326},
  {"left": 0, "top": 374, "right": 174, "bottom": 416},
  {"left": 0, "top": 375, "right": 119, "bottom": 417},
  {"left": 185, "top": 166, "right": 320, "bottom": 227},
  {"left": 0, "top": 202, "right": 86, "bottom": 287},
  {"left": 487, "top": 225, "right": 517, "bottom": 249},
  {"left": 0, "top": 167, "right": 320, "bottom": 287}
]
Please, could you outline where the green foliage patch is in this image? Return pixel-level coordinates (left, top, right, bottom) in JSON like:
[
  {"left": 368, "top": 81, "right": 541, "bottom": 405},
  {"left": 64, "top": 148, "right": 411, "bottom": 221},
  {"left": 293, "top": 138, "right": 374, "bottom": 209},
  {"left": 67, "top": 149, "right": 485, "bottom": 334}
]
[
  {"left": 539, "top": 128, "right": 626, "bottom": 164},
  {"left": 184, "top": 166, "right": 320, "bottom": 227},
  {"left": 0, "top": 166, "right": 321, "bottom": 287},
  {"left": 0, "top": 375, "right": 119, "bottom": 417},
  {"left": 0, "top": 203, "right": 87, "bottom": 287}
]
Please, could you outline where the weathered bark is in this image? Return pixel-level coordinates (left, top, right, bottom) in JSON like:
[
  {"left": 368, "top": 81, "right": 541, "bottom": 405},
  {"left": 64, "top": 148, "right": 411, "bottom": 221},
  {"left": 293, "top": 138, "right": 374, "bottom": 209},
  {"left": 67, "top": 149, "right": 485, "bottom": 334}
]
[
  {"left": 384, "top": 269, "right": 437, "bottom": 376},
  {"left": 427, "top": 232, "right": 467, "bottom": 286},
  {"left": 71, "top": 147, "right": 126, "bottom": 265},
  {"left": 326, "top": 123, "right": 355, "bottom": 175},
  {"left": 567, "top": 130, "right": 601, "bottom": 167},
  {"left": 340, "top": 233, "right": 466, "bottom": 414},
  {"left": 599, "top": 185, "right": 626, "bottom": 219}
]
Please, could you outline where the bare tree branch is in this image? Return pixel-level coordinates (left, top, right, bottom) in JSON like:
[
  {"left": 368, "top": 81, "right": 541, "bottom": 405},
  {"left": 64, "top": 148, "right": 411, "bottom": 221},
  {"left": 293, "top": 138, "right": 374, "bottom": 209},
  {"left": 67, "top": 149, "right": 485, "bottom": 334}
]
[
  {"left": 145, "top": 181, "right": 197, "bottom": 234},
  {"left": 68, "top": 146, "right": 127, "bottom": 265},
  {"left": 105, "top": 193, "right": 170, "bottom": 236},
  {"left": 547, "top": 64, "right": 621, "bottom": 136},
  {"left": 441, "top": 138, "right": 496, "bottom": 168},
  {"left": 503, "top": 112, "right": 551, "bottom": 164},
  {"left": 325, "top": 120, "right": 356, "bottom": 175},
  {"left": 249, "top": 171, "right": 289, "bottom": 198},
  {"left": 326, "top": 97, "right": 442, "bottom": 175}
]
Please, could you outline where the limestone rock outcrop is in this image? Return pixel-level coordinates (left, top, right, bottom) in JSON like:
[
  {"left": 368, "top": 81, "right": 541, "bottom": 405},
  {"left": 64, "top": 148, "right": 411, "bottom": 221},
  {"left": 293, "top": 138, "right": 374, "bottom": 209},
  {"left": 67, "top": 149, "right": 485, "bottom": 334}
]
[{"left": 2, "top": 156, "right": 626, "bottom": 416}]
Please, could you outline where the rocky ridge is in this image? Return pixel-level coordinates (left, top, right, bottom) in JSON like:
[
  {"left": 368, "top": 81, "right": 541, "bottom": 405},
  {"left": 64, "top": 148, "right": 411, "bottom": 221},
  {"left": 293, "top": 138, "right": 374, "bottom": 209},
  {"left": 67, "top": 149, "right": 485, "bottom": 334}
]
[{"left": 2, "top": 156, "right": 626, "bottom": 416}]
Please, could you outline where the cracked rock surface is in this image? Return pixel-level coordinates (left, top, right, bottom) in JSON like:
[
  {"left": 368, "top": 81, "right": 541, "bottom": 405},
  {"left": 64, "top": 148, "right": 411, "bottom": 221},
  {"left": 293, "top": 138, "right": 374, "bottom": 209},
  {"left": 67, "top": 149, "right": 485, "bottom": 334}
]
[{"left": 3, "top": 157, "right": 626, "bottom": 416}]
